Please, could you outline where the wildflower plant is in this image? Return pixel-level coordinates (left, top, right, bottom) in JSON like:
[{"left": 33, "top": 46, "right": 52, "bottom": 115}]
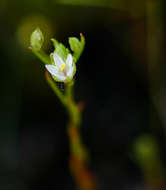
[{"left": 29, "top": 28, "right": 98, "bottom": 190}]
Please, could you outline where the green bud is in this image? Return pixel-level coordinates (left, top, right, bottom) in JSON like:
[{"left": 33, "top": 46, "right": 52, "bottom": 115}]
[{"left": 30, "top": 28, "right": 44, "bottom": 51}]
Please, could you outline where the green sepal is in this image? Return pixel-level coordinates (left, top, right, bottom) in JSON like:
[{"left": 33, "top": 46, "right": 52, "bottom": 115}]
[
  {"left": 68, "top": 33, "right": 85, "bottom": 63},
  {"left": 50, "top": 53, "right": 55, "bottom": 65},
  {"left": 30, "top": 27, "right": 44, "bottom": 51},
  {"left": 51, "top": 39, "right": 70, "bottom": 61},
  {"left": 52, "top": 76, "right": 74, "bottom": 83},
  {"left": 52, "top": 76, "right": 64, "bottom": 83}
]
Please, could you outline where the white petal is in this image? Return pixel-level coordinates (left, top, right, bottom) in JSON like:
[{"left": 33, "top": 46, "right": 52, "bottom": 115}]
[
  {"left": 54, "top": 73, "right": 66, "bottom": 81},
  {"left": 66, "top": 54, "right": 73, "bottom": 78},
  {"left": 45, "top": 64, "right": 66, "bottom": 81},
  {"left": 53, "top": 53, "right": 64, "bottom": 67},
  {"left": 67, "top": 65, "right": 74, "bottom": 78},
  {"left": 66, "top": 54, "right": 73, "bottom": 68},
  {"left": 45, "top": 65, "right": 59, "bottom": 76}
]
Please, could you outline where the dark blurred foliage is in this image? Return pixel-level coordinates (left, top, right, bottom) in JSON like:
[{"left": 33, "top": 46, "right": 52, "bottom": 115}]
[{"left": 0, "top": 0, "right": 166, "bottom": 189}]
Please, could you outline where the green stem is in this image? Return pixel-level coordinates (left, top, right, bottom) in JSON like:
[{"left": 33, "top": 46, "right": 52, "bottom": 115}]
[
  {"left": 65, "top": 81, "right": 81, "bottom": 127},
  {"left": 65, "top": 81, "right": 74, "bottom": 101},
  {"left": 30, "top": 48, "right": 50, "bottom": 65},
  {"left": 45, "top": 73, "right": 97, "bottom": 189},
  {"left": 66, "top": 98, "right": 81, "bottom": 128},
  {"left": 45, "top": 72, "right": 67, "bottom": 107}
]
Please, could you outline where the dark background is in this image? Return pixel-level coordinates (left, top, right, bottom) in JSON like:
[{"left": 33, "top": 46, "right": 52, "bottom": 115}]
[{"left": 0, "top": 0, "right": 166, "bottom": 189}]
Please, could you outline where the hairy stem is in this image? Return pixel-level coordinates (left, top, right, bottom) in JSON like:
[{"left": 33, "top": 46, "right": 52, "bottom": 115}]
[{"left": 66, "top": 83, "right": 98, "bottom": 190}]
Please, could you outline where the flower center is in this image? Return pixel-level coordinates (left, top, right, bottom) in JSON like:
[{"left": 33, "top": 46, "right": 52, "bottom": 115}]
[{"left": 60, "top": 63, "right": 66, "bottom": 72}]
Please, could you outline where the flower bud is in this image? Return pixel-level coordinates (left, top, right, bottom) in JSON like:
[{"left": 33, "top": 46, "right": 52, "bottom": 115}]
[{"left": 30, "top": 28, "right": 44, "bottom": 51}]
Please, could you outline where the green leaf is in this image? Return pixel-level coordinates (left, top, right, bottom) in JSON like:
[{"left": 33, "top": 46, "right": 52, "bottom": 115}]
[
  {"left": 51, "top": 38, "right": 70, "bottom": 61},
  {"left": 69, "top": 37, "right": 82, "bottom": 52},
  {"left": 69, "top": 34, "right": 85, "bottom": 63}
]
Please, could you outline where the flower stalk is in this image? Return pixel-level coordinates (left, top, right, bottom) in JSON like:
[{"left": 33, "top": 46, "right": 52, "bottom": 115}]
[{"left": 46, "top": 72, "right": 98, "bottom": 190}]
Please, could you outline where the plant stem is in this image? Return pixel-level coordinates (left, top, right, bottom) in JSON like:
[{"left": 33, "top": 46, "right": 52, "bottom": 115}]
[
  {"left": 29, "top": 47, "right": 50, "bottom": 65},
  {"left": 145, "top": 1, "right": 166, "bottom": 188},
  {"left": 65, "top": 83, "right": 98, "bottom": 190},
  {"left": 45, "top": 74, "right": 98, "bottom": 189},
  {"left": 46, "top": 72, "right": 97, "bottom": 190},
  {"left": 68, "top": 118, "right": 98, "bottom": 190},
  {"left": 66, "top": 81, "right": 74, "bottom": 102},
  {"left": 45, "top": 72, "right": 67, "bottom": 107}
]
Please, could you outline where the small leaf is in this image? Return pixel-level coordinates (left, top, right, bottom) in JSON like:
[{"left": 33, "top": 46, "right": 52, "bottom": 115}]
[
  {"left": 69, "top": 37, "right": 82, "bottom": 52},
  {"left": 69, "top": 34, "right": 85, "bottom": 63}
]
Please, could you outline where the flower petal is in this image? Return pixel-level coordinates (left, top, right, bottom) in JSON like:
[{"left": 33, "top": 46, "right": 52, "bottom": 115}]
[
  {"left": 67, "top": 65, "right": 74, "bottom": 78},
  {"left": 66, "top": 54, "right": 73, "bottom": 78},
  {"left": 45, "top": 64, "right": 66, "bottom": 81},
  {"left": 53, "top": 53, "right": 64, "bottom": 67},
  {"left": 54, "top": 73, "right": 66, "bottom": 81},
  {"left": 45, "top": 64, "right": 58, "bottom": 76},
  {"left": 66, "top": 54, "right": 73, "bottom": 68}
]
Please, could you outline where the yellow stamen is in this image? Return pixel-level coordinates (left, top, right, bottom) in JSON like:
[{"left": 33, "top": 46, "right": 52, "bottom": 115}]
[{"left": 60, "top": 63, "right": 66, "bottom": 71}]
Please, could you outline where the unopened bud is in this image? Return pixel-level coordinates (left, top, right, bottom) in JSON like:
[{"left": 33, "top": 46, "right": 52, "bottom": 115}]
[{"left": 30, "top": 28, "right": 44, "bottom": 51}]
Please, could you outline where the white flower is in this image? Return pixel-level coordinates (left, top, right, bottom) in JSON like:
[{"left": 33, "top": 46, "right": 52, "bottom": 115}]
[{"left": 45, "top": 53, "right": 74, "bottom": 82}]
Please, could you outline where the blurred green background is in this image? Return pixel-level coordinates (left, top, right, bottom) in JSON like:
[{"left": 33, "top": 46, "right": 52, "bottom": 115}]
[{"left": 0, "top": 0, "right": 166, "bottom": 189}]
